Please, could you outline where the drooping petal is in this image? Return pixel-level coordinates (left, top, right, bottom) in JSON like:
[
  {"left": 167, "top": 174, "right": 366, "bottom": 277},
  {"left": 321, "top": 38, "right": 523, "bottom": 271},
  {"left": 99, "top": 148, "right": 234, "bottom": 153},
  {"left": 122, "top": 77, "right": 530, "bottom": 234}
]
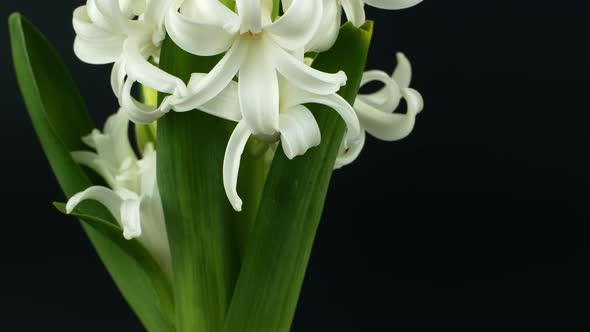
[
  {"left": 121, "top": 79, "right": 168, "bottom": 124},
  {"left": 239, "top": 38, "right": 280, "bottom": 137},
  {"left": 119, "top": 196, "right": 143, "bottom": 240},
  {"left": 334, "top": 130, "right": 366, "bottom": 169},
  {"left": 270, "top": 41, "right": 347, "bottom": 95},
  {"left": 279, "top": 105, "right": 321, "bottom": 159},
  {"left": 265, "top": 0, "right": 322, "bottom": 50},
  {"left": 356, "top": 70, "right": 402, "bottom": 113},
  {"left": 236, "top": 0, "right": 262, "bottom": 33},
  {"left": 66, "top": 186, "right": 123, "bottom": 224},
  {"left": 174, "top": 75, "right": 242, "bottom": 122},
  {"left": 71, "top": 151, "right": 116, "bottom": 186},
  {"left": 100, "top": 110, "right": 137, "bottom": 165},
  {"left": 403, "top": 87, "right": 424, "bottom": 114},
  {"left": 292, "top": 91, "right": 362, "bottom": 144},
  {"left": 173, "top": 38, "right": 247, "bottom": 112},
  {"left": 354, "top": 87, "right": 423, "bottom": 141},
  {"left": 143, "top": 0, "right": 172, "bottom": 27},
  {"left": 93, "top": 0, "right": 135, "bottom": 34},
  {"left": 123, "top": 37, "right": 186, "bottom": 95},
  {"left": 340, "top": 0, "right": 366, "bottom": 27},
  {"left": 392, "top": 52, "right": 412, "bottom": 89},
  {"left": 86, "top": 0, "right": 112, "bottom": 31},
  {"left": 223, "top": 121, "right": 252, "bottom": 212},
  {"left": 73, "top": 5, "right": 113, "bottom": 40},
  {"left": 305, "top": 0, "right": 342, "bottom": 52},
  {"left": 165, "top": 5, "right": 237, "bottom": 56},
  {"left": 74, "top": 35, "right": 125, "bottom": 65},
  {"left": 111, "top": 57, "right": 127, "bottom": 98},
  {"left": 365, "top": 0, "right": 423, "bottom": 10},
  {"left": 182, "top": 0, "right": 241, "bottom": 29}
]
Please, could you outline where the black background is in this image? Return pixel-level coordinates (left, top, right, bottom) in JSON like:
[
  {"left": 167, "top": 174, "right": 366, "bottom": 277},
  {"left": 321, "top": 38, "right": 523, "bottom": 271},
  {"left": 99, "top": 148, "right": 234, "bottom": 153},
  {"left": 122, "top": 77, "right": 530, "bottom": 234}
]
[{"left": 2, "top": 1, "right": 590, "bottom": 330}]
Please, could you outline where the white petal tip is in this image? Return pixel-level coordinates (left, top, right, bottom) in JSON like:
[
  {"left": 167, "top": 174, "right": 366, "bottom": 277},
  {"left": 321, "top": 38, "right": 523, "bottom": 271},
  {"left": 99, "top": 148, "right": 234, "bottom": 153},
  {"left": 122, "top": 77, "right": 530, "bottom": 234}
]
[
  {"left": 337, "top": 71, "right": 348, "bottom": 86},
  {"left": 232, "top": 200, "right": 243, "bottom": 212},
  {"left": 65, "top": 196, "right": 81, "bottom": 214},
  {"left": 123, "top": 229, "right": 141, "bottom": 240}
]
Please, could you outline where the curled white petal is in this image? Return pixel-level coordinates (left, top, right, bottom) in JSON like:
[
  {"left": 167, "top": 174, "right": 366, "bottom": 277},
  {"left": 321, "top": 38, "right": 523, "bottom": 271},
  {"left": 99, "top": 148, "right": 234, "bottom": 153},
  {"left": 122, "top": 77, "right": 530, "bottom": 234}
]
[
  {"left": 173, "top": 38, "right": 247, "bottom": 111},
  {"left": 293, "top": 92, "right": 362, "bottom": 145},
  {"left": 334, "top": 130, "right": 366, "bottom": 169},
  {"left": 392, "top": 52, "right": 412, "bottom": 89},
  {"left": 341, "top": 0, "right": 366, "bottom": 27},
  {"left": 74, "top": 35, "right": 124, "bottom": 65},
  {"left": 93, "top": 0, "right": 135, "bottom": 34},
  {"left": 357, "top": 70, "right": 402, "bottom": 113},
  {"left": 365, "top": 0, "right": 423, "bottom": 10},
  {"left": 182, "top": 0, "right": 241, "bottom": 29},
  {"left": 143, "top": 0, "right": 173, "bottom": 28},
  {"left": 305, "top": 0, "right": 342, "bottom": 53},
  {"left": 355, "top": 87, "right": 424, "bottom": 141},
  {"left": 279, "top": 105, "right": 321, "bottom": 159},
  {"left": 73, "top": 5, "right": 113, "bottom": 40},
  {"left": 66, "top": 186, "right": 123, "bottom": 225},
  {"left": 111, "top": 57, "right": 127, "bottom": 98},
  {"left": 266, "top": 0, "right": 323, "bottom": 51},
  {"left": 270, "top": 41, "right": 347, "bottom": 95},
  {"left": 176, "top": 75, "right": 242, "bottom": 122},
  {"left": 223, "top": 121, "right": 252, "bottom": 212},
  {"left": 165, "top": 5, "right": 237, "bottom": 56},
  {"left": 123, "top": 37, "right": 186, "bottom": 95},
  {"left": 121, "top": 79, "right": 167, "bottom": 124}
]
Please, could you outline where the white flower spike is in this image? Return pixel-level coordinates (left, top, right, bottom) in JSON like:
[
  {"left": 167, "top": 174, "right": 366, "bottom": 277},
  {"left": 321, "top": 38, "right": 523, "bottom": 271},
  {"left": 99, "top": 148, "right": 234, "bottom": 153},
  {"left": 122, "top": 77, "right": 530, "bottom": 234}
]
[
  {"left": 66, "top": 111, "right": 172, "bottom": 276},
  {"left": 73, "top": 0, "right": 185, "bottom": 103},
  {"left": 165, "top": 0, "right": 348, "bottom": 138},
  {"left": 335, "top": 52, "right": 424, "bottom": 168}
]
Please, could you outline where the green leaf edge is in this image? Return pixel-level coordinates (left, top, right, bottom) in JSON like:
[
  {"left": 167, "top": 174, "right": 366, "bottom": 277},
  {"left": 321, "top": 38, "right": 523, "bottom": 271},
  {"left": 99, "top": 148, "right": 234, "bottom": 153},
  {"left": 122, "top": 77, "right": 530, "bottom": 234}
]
[
  {"left": 9, "top": 13, "right": 176, "bottom": 332},
  {"left": 54, "top": 202, "right": 176, "bottom": 328}
]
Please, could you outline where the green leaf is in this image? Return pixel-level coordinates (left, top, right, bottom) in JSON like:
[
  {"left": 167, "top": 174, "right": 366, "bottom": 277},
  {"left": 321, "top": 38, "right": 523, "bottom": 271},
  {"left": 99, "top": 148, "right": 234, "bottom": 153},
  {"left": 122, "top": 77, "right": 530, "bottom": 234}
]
[
  {"left": 223, "top": 22, "right": 374, "bottom": 332},
  {"left": 9, "top": 13, "right": 175, "bottom": 331},
  {"left": 54, "top": 203, "right": 175, "bottom": 328},
  {"left": 157, "top": 38, "right": 240, "bottom": 332}
]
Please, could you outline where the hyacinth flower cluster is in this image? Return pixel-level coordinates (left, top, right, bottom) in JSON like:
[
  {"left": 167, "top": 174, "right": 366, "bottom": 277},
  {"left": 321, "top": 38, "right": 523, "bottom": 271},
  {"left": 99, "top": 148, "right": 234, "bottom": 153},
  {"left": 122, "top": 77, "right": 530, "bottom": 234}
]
[{"left": 10, "top": 0, "right": 423, "bottom": 331}]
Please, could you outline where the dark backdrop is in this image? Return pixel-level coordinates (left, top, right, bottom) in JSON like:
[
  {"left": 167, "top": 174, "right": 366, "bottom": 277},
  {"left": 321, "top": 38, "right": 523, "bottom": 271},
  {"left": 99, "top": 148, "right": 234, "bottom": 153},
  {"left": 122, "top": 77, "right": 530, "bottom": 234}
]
[{"left": 2, "top": 1, "right": 590, "bottom": 330}]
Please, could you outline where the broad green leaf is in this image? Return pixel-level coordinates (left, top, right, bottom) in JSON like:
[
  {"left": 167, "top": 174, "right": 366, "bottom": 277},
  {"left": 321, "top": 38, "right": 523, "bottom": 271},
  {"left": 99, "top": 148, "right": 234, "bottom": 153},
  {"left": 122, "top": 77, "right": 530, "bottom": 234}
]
[
  {"left": 223, "top": 22, "right": 374, "bottom": 332},
  {"left": 157, "top": 39, "right": 240, "bottom": 332},
  {"left": 9, "top": 13, "right": 175, "bottom": 332},
  {"left": 54, "top": 203, "right": 175, "bottom": 328}
]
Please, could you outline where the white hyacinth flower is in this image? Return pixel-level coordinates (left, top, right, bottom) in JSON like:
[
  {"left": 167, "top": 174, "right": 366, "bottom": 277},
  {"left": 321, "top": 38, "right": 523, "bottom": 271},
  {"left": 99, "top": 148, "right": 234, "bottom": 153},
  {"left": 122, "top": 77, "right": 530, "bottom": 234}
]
[
  {"left": 160, "top": 0, "right": 347, "bottom": 138},
  {"left": 172, "top": 70, "right": 360, "bottom": 211},
  {"left": 335, "top": 52, "right": 424, "bottom": 168},
  {"left": 73, "top": 0, "right": 185, "bottom": 102},
  {"left": 307, "top": 0, "right": 422, "bottom": 52},
  {"left": 65, "top": 111, "right": 172, "bottom": 276}
]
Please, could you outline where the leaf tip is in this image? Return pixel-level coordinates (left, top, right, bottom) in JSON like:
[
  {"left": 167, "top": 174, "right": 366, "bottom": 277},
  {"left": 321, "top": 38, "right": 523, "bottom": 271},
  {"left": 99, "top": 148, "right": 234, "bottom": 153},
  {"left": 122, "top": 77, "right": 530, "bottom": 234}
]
[
  {"left": 361, "top": 20, "right": 374, "bottom": 35},
  {"left": 53, "top": 202, "right": 67, "bottom": 214},
  {"left": 8, "top": 12, "right": 22, "bottom": 27}
]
